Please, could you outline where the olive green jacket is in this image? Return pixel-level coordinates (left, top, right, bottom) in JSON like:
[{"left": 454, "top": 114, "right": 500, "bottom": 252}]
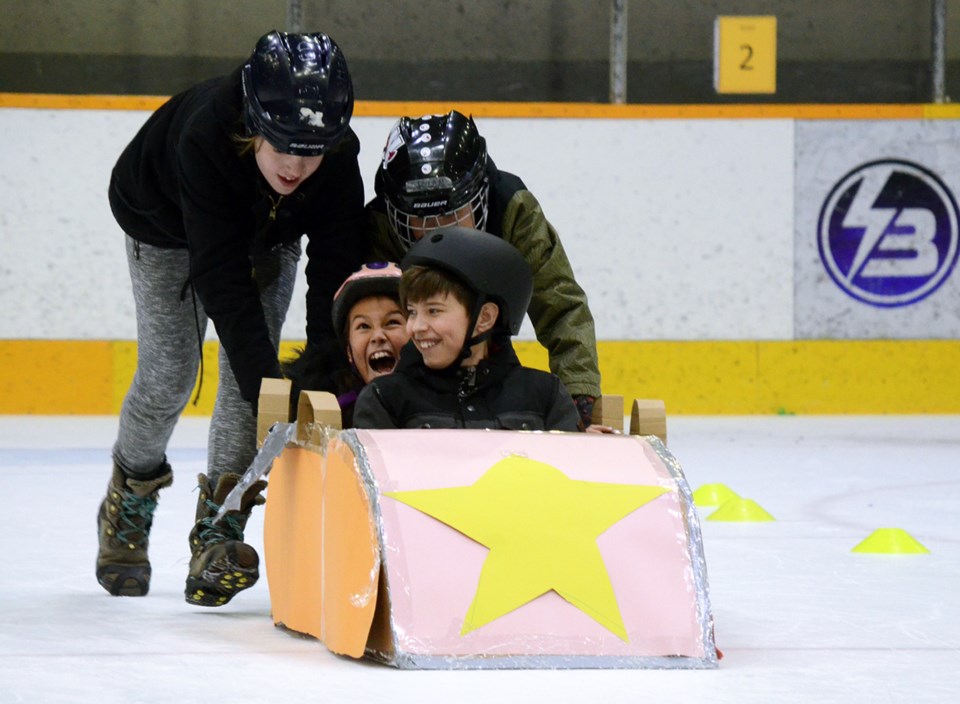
[{"left": 366, "top": 169, "right": 601, "bottom": 398}]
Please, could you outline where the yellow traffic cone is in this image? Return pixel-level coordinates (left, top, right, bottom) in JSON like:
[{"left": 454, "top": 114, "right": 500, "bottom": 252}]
[
  {"left": 693, "top": 483, "right": 739, "bottom": 507},
  {"left": 707, "top": 497, "right": 775, "bottom": 522},
  {"left": 851, "top": 528, "right": 929, "bottom": 554}
]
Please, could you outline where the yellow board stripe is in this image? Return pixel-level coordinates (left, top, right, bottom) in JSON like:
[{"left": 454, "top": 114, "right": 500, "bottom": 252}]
[
  {"left": 1, "top": 339, "right": 956, "bottom": 415},
  {"left": 0, "top": 93, "right": 171, "bottom": 111},
  {"left": 922, "top": 103, "right": 960, "bottom": 119},
  {"left": 0, "top": 92, "right": 943, "bottom": 119},
  {"left": 586, "top": 340, "right": 960, "bottom": 415}
]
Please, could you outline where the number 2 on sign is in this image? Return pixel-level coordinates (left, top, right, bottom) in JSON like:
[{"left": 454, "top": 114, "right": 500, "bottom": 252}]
[{"left": 740, "top": 44, "right": 754, "bottom": 70}]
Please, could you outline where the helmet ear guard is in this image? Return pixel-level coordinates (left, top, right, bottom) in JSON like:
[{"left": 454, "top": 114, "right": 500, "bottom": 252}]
[{"left": 242, "top": 30, "right": 354, "bottom": 156}]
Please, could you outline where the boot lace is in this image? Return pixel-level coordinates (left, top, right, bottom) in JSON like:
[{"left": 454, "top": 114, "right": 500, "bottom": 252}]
[
  {"left": 196, "top": 497, "right": 246, "bottom": 547},
  {"left": 116, "top": 492, "right": 159, "bottom": 547}
]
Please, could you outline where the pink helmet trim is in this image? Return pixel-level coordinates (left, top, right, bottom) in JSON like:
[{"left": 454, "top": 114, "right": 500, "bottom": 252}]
[{"left": 332, "top": 262, "right": 403, "bottom": 345}]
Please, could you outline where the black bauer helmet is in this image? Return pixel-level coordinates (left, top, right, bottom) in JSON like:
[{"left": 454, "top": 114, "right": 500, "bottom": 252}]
[
  {"left": 242, "top": 30, "right": 354, "bottom": 156},
  {"left": 401, "top": 226, "right": 532, "bottom": 337},
  {"left": 378, "top": 111, "right": 489, "bottom": 250}
]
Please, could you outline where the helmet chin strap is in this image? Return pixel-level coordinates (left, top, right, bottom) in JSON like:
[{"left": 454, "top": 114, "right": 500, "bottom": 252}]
[
  {"left": 444, "top": 296, "right": 490, "bottom": 371},
  {"left": 460, "top": 329, "right": 493, "bottom": 362}
]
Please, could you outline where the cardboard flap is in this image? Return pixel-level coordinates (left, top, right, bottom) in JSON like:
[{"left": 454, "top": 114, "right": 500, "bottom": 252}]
[
  {"left": 256, "top": 378, "right": 292, "bottom": 447},
  {"left": 322, "top": 437, "right": 381, "bottom": 656},
  {"left": 263, "top": 438, "right": 380, "bottom": 659},
  {"left": 263, "top": 448, "right": 325, "bottom": 638},
  {"left": 630, "top": 399, "right": 667, "bottom": 445},
  {"left": 297, "top": 390, "right": 341, "bottom": 445},
  {"left": 591, "top": 395, "right": 624, "bottom": 431}
]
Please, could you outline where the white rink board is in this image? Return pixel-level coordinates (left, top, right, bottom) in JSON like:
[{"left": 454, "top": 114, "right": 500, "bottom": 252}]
[{"left": 0, "top": 108, "right": 793, "bottom": 342}]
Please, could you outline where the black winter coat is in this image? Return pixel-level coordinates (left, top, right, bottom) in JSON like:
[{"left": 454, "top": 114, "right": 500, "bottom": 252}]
[
  {"left": 353, "top": 339, "right": 581, "bottom": 431},
  {"left": 108, "top": 67, "right": 366, "bottom": 402}
]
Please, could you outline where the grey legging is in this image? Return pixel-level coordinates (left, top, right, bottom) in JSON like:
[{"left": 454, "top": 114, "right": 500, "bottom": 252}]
[{"left": 113, "top": 235, "right": 300, "bottom": 479}]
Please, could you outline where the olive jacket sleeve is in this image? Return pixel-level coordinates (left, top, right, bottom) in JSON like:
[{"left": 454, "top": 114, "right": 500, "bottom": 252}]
[{"left": 500, "top": 190, "right": 601, "bottom": 398}]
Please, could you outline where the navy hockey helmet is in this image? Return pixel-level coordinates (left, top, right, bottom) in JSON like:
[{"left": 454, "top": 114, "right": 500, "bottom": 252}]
[
  {"left": 378, "top": 111, "right": 489, "bottom": 250},
  {"left": 400, "top": 227, "right": 532, "bottom": 336},
  {"left": 242, "top": 30, "right": 354, "bottom": 156}
]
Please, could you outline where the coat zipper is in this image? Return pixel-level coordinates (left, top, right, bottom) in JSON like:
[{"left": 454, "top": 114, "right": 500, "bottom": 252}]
[{"left": 268, "top": 194, "right": 283, "bottom": 221}]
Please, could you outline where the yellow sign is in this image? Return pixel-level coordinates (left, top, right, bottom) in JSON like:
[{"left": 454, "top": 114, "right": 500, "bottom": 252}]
[{"left": 714, "top": 16, "right": 777, "bottom": 94}]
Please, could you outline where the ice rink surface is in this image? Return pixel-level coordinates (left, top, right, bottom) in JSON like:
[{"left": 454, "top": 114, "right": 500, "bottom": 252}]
[{"left": 1, "top": 415, "right": 958, "bottom": 704}]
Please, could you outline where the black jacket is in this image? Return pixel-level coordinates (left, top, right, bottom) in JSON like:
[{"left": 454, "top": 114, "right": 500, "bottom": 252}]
[
  {"left": 109, "top": 67, "right": 366, "bottom": 402},
  {"left": 353, "top": 339, "right": 581, "bottom": 431}
]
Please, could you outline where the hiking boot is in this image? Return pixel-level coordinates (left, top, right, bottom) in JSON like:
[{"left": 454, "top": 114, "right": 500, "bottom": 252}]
[
  {"left": 185, "top": 472, "right": 267, "bottom": 607},
  {"left": 96, "top": 461, "right": 173, "bottom": 596}
]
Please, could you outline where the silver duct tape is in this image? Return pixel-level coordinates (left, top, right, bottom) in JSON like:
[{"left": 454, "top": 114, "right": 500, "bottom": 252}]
[
  {"left": 340, "top": 430, "right": 413, "bottom": 665},
  {"left": 389, "top": 652, "right": 718, "bottom": 670},
  {"left": 644, "top": 435, "right": 719, "bottom": 669},
  {"left": 339, "top": 429, "right": 719, "bottom": 670},
  {"left": 215, "top": 421, "right": 297, "bottom": 520},
  {"left": 217, "top": 419, "right": 340, "bottom": 521},
  {"left": 298, "top": 421, "right": 341, "bottom": 454}
]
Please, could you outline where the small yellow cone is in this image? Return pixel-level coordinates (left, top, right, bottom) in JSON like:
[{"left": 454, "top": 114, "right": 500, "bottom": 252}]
[
  {"left": 707, "top": 497, "right": 775, "bottom": 522},
  {"left": 851, "top": 528, "right": 930, "bottom": 554},
  {"left": 693, "top": 483, "right": 739, "bottom": 507}
]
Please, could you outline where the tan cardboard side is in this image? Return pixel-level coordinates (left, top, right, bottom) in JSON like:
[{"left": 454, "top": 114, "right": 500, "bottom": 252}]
[
  {"left": 592, "top": 395, "right": 624, "bottom": 431},
  {"left": 262, "top": 439, "right": 380, "bottom": 659},
  {"left": 630, "top": 399, "right": 668, "bottom": 445},
  {"left": 297, "top": 390, "right": 341, "bottom": 445},
  {"left": 263, "top": 447, "right": 325, "bottom": 639},
  {"left": 321, "top": 437, "right": 380, "bottom": 657},
  {"left": 256, "top": 377, "right": 292, "bottom": 447}
]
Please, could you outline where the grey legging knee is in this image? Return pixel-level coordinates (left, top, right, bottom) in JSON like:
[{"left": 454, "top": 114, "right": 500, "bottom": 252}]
[{"left": 113, "top": 236, "right": 299, "bottom": 480}]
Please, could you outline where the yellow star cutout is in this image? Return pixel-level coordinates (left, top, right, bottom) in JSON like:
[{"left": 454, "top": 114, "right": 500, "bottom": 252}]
[{"left": 384, "top": 455, "right": 670, "bottom": 641}]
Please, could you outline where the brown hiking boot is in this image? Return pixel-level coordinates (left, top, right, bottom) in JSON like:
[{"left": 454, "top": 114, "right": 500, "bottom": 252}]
[
  {"left": 96, "top": 461, "right": 173, "bottom": 596},
  {"left": 185, "top": 473, "right": 267, "bottom": 607}
]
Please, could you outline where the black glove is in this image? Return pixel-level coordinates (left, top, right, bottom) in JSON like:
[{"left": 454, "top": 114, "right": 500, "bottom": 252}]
[
  {"left": 573, "top": 395, "right": 596, "bottom": 429},
  {"left": 282, "top": 339, "right": 356, "bottom": 419}
]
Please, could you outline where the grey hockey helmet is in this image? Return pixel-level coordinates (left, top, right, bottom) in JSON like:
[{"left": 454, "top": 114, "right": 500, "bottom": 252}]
[{"left": 400, "top": 226, "right": 531, "bottom": 336}]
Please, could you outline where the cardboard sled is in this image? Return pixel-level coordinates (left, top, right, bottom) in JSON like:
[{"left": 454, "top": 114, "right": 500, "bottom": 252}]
[{"left": 263, "top": 393, "right": 714, "bottom": 669}]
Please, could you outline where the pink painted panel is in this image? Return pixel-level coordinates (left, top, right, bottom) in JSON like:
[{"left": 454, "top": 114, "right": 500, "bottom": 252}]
[{"left": 356, "top": 429, "right": 707, "bottom": 658}]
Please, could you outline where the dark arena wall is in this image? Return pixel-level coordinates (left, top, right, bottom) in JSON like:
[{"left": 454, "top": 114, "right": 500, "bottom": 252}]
[{"left": 1, "top": 0, "right": 958, "bottom": 103}]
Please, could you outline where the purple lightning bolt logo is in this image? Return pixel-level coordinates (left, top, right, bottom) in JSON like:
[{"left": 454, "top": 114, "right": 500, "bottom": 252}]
[{"left": 817, "top": 159, "right": 960, "bottom": 307}]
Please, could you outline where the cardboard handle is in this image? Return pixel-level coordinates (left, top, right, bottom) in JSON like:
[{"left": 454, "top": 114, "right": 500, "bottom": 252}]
[
  {"left": 591, "top": 395, "right": 624, "bottom": 432},
  {"left": 630, "top": 399, "right": 667, "bottom": 446},
  {"left": 297, "top": 390, "right": 342, "bottom": 445},
  {"left": 256, "top": 378, "right": 293, "bottom": 447}
]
